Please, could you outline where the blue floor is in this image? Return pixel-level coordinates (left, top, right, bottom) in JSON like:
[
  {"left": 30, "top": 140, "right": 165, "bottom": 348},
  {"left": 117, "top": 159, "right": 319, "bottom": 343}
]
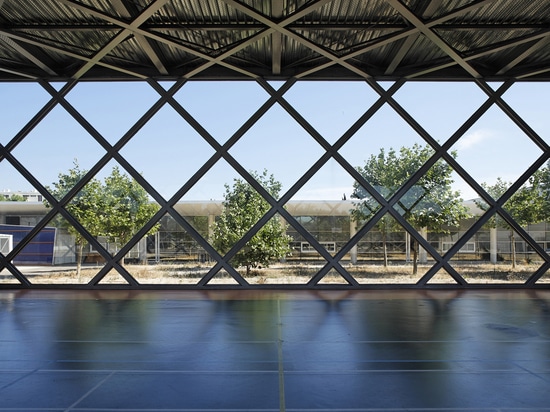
[{"left": 0, "top": 289, "right": 549, "bottom": 411}]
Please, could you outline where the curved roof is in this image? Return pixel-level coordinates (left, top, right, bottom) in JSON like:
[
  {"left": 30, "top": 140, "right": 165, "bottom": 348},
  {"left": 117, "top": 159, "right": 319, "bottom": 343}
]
[{"left": 0, "top": 0, "right": 549, "bottom": 82}]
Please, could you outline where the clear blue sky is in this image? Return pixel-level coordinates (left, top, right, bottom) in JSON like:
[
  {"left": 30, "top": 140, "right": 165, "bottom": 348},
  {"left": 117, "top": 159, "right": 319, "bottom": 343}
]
[{"left": 1, "top": 80, "right": 548, "bottom": 202}]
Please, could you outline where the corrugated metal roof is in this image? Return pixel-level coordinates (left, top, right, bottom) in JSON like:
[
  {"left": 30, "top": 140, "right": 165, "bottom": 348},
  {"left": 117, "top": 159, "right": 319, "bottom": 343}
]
[{"left": 0, "top": 0, "right": 548, "bottom": 81}]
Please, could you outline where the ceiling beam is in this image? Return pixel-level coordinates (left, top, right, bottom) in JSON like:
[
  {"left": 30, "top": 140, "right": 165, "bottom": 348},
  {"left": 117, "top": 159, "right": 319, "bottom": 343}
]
[
  {"left": 295, "top": 0, "right": 495, "bottom": 79},
  {"left": 385, "top": 0, "right": 483, "bottom": 79},
  {"left": 72, "top": 0, "right": 170, "bottom": 79},
  {"left": 222, "top": 0, "right": 374, "bottom": 79},
  {"left": 0, "top": 34, "right": 58, "bottom": 77},
  {"left": 405, "top": 29, "right": 550, "bottom": 79},
  {"left": 271, "top": 0, "right": 284, "bottom": 75},
  {"left": 110, "top": 0, "right": 169, "bottom": 75},
  {"left": 384, "top": 0, "right": 442, "bottom": 75},
  {"left": 57, "top": 0, "right": 262, "bottom": 79},
  {"left": 0, "top": 28, "right": 149, "bottom": 79},
  {"left": 497, "top": 36, "right": 550, "bottom": 76}
]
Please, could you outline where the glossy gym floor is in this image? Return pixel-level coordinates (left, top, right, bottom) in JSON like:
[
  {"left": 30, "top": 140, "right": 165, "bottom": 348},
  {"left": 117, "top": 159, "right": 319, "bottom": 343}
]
[{"left": 1, "top": 289, "right": 549, "bottom": 411}]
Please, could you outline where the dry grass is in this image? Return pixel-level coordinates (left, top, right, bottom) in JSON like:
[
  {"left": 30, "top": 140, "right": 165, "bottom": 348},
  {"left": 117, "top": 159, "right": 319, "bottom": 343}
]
[{"left": 3, "top": 261, "right": 547, "bottom": 285}]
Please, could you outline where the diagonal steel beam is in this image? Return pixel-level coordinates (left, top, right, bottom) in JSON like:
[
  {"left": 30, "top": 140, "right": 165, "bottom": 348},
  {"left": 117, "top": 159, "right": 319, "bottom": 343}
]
[
  {"left": 220, "top": 0, "right": 374, "bottom": 78},
  {"left": 497, "top": 36, "right": 550, "bottom": 76},
  {"left": 0, "top": 34, "right": 58, "bottom": 76},
  {"left": 384, "top": 0, "right": 441, "bottom": 75},
  {"left": 0, "top": 29, "right": 148, "bottom": 79},
  {"left": 271, "top": 0, "right": 284, "bottom": 75},
  {"left": 295, "top": 0, "right": 495, "bottom": 78},
  {"left": 385, "top": 0, "right": 483, "bottom": 78},
  {"left": 110, "top": 0, "right": 169, "bottom": 75},
  {"left": 57, "top": 0, "right": 263, "bottom": 79},
  {"left": 405, "top": 29, "right": 550, "bottom": 79},
  {"left": 72, "top": 0, "right": 170, "bottom": 79}
]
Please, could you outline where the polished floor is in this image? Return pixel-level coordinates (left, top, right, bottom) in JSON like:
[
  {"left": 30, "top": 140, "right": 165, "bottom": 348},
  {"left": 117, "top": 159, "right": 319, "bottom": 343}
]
[{"left": 0, "top": 289, "right": 549, "bottom": 411}]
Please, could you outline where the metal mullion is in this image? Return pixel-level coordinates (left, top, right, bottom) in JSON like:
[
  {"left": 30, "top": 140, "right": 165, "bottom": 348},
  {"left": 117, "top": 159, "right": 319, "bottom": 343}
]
[
  {"left": 146, "top": 80, "right": 296, "bottom": 282},
  {"left": 139, "top": 81, "right": 294, "bottom": 285},
  {"left": 361, "top": 78, "right": 491, "bottom": 283},
  {"left": 88, "top": 262, "right": 139, "bottom": 287},
  {"left": 159, "top": 205, "right": 246, "bottom": 286},
  {"left": 254, "top": 80, "right": 357, "bottom": 267},
  {"left": 273, "top": 79, "right": 408, "bottom": 283},
  {"left": 150, "top": 78, "right": 295, "bottom": 203},
  {"left": 0, "top": 152, "right": 113, "bottom": 269},
  {"left": 86, "top": 81, "right": 190, "bottom": 286},
  {"left": 526, "top": 261, "right": 550, "bottom": 286},
  {"left": 441, "top": 153, "right": 550, "bottom": 269},
  {"left": 0, "top": 260, "right": 31, "bottom": 286},
  {"left": 39, "top": 79, "right": 185, "bottom": 286}
]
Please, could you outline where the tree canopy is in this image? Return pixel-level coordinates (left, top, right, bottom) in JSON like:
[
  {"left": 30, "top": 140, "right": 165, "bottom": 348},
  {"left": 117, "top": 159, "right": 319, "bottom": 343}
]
[
  {"left": 476, "top": 171, "right": 547, "bottom": 268},
  {"left": 351, "top": 144, "right": 470, "bottom": 272},
  {"left": 45, "top": 162, "right": 159, "bottom": 275},
  {"left": 210, "top": 170, "right": 291, "bottom": 275}
]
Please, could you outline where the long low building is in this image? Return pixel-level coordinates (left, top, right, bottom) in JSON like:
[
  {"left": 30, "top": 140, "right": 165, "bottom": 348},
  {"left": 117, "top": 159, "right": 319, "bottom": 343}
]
[{"left": 2, "top": 198, "right": 548, "bottom": 267}]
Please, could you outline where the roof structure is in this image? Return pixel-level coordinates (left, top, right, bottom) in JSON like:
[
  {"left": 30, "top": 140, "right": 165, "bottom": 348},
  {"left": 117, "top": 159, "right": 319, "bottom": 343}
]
[{"left": 0, "top": 0, "right": 549, "bottom": 82}]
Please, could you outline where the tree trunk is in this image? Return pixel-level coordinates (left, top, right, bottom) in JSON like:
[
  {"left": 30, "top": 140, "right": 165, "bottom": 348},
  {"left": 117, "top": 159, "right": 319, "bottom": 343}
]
[
  {"left": 510, "top": 231, "right": 516, "bottom": 269},
  {"left": 382, "top": 231, "right": 388, "bottom": 267},
  {"left": 412, "top": 239, "right": 419, "bottom": 275},
  {"left": 76, "top": 242, "right": 84, "bottom": 282}
]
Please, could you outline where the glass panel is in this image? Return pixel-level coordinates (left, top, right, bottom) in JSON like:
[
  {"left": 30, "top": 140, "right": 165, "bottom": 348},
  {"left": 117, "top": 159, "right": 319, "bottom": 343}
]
[
  {"left": 9, "top": 105, "right": 106, "bottom": 189},
  {"left": 425, "top": 268, "right": 461, "bottom": 284},
  {"left": 352, "top": 213, "right": 418, "bottom": 285},
  {"left": 65, "top": 81, "right": 160, "bottom": 145},
  {"left": 339, "top": 103, "right": 432, "bottom": 172},
  {"left": 0, "top": 82, "right": 51, "bottom": 144},
  {"left": 500, "top": 83, "right": 550, "bottom": 146},
  {"left": 0, "top": 266, "right": 21, "bottom": 284},
  {"left": 135, "top": 212, "right": 216, "bottom": 285},
  {"left": 173, "top": 81, "right": 270, "bottom": 144},
  {"left": 119, "top": 104, "right": 215, "bottom": 200},
  {"left": 3, "top": 79, "right": 550, "bottom": 288},
  {"left": 179, "top": 158, "right": 241, "bottom": 202},
  {"left": 392, "top": 82, "right": 486, "bottom": 140},
  {"left": 228, "top": 104, "right": 325, "bottom": 200},
  {"left": 450, "top": 105, "right": 543, "bottom": 190},
  {"left": 283, "top": 81, "right": 379, "bottom": 145},
  {"left": 25, "top": 214, "right": 106, "bottom": 285}
]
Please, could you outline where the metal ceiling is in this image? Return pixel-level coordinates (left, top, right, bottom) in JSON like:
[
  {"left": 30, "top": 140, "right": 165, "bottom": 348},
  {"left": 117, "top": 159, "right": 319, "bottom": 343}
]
[{"left": 0, "top": 0, "right": 549, "bottom": 82}]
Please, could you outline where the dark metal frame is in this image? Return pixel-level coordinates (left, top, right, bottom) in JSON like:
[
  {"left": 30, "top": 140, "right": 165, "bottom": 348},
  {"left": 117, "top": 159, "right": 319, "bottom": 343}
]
[
  {"left": 1, "top": 76, "right": 550, "bottom": 289},
  {"left": 1, "top": 0, "right": 549, "bottom": 288}
]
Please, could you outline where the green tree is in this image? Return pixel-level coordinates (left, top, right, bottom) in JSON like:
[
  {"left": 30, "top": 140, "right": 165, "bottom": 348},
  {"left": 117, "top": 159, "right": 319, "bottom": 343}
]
[
  {"left": 44, "top": 161, "right": 104, "bottom": 278},
  {"left": 476, "top": 174, "right": 546, "bottom": 268},
  {"left": 211, "top": 170, "right": 291, "bottom": 276},
  {"left": 101, "top": 166, "right": 160, "bottom": 263},
  {"left": 3, "top": 194, "right": 26, "bottom": 201},
  {"left": 352, "top": 144, "right": 470, "bottom": 274}
]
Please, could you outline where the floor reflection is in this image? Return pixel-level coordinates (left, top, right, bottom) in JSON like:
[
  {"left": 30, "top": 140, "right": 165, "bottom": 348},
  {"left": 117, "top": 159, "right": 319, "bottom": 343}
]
[{"left": 0, "top": 289, "right": 549, "bottom": 410}]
